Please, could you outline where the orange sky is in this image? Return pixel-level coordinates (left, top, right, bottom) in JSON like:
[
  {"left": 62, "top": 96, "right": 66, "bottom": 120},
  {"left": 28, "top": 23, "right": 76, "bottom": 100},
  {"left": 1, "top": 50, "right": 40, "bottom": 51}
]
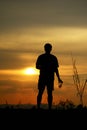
[{"left": 0, "top": 0, "right": 87, "bottom": 106}]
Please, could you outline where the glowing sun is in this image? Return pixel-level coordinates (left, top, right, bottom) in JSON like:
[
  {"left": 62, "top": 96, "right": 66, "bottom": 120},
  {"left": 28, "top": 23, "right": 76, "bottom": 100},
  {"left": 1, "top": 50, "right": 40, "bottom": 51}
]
[{"left": 24, "top": 67, "right": 39, "bottom": 75}]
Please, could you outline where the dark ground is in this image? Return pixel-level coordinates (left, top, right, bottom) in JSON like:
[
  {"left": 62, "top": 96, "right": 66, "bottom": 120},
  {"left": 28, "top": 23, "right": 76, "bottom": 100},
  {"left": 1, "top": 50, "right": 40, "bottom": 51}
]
[{"left": 0, "top": 106, "right": 87, "bottom": 129}]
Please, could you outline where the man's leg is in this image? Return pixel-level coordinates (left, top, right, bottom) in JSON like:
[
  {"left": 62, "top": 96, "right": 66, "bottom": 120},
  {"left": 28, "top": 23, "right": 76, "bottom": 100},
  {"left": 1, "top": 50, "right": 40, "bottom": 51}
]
[
  {"left": 37, "top": 87, "right": 45, "bottom": 109},
  {"left": 47, "top": 89, "right": 53, "bottom": 110}
]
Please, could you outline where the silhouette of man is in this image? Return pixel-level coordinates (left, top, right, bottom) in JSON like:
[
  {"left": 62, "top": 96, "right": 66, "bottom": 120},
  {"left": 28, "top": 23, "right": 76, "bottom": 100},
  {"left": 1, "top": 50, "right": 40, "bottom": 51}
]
[{"left": 36, "top": 43, "right": 63, "bottom": 109}]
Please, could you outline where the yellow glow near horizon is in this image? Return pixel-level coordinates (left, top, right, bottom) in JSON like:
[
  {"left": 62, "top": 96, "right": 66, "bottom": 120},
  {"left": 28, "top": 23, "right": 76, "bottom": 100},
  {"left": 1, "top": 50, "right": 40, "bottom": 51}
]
[
  {"left": 23, "top": 67, "right": 39, "bottom": 75},
  {"left": 0, "top": 67, "right": 39, "bottom": 76},
  {"left": 0, "top": 65, "right": 86, "bottom": 76}
]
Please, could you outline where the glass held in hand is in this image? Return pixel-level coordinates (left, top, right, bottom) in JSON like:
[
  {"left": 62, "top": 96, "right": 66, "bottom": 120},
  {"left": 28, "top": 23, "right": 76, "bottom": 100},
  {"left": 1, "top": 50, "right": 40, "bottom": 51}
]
[{"left": 58, "top": 82, "right": 63, "bottom": 88}]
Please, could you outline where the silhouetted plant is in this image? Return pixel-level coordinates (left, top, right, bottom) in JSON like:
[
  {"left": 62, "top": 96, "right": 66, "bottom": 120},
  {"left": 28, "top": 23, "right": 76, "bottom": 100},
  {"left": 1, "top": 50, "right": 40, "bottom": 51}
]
[
  {"left": 16, "top": 100, "right": 22, "bottom": 108},
  {"left": 72, "top": 56, "right": 87, "bottom": 106},
  {"left": 5, "top": 100, "right": 8, "bottom": 105},
  {"left": 57, "top": 99, "right": 75, "bottom": 110}
]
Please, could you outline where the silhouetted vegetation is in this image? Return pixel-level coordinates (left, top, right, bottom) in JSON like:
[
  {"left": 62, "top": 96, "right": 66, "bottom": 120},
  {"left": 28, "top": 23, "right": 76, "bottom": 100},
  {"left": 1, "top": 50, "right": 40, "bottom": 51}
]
[
  {"left": 0, "top": 101, "right": 87, "bottom": 130},
  {"left": 72, "top": 56, "right": 87, "bottom": 106},
  {"left": 0, "top": 99, "right": 87, "bottom": 112}
]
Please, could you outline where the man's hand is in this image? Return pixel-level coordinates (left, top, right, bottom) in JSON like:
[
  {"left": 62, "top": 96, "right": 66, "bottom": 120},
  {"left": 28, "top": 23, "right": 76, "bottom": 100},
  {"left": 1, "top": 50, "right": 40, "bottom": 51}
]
[
  {"left": 58, "top": 78, "right": 63, "bottom": 88},
  {"left": 58, "top": 78, "right": 63, "bottom": 83}
]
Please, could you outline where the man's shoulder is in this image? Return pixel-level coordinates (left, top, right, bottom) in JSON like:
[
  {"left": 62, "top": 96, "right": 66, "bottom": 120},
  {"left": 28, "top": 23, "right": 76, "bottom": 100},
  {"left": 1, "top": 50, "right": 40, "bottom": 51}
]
[
  {"left": 38, "top": 54, "right": 45, "bottom": 57},
  {"left": 37, "top": 54, "right": 45, "bottom": 59},
  {"left": 38, "top": 53, "right": 57, "bottom": 60},
  {"left": 50, "top": 54, "right": 57, "bottom": 59}
]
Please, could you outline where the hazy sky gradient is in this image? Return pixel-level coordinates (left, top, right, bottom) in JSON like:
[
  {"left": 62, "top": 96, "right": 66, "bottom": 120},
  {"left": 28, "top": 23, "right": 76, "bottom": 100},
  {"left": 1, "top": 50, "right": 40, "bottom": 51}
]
[
  {"left": 0, "top": 0, "right": 87, "bottom": 105},
  {"left": 1, "top": 0, "right": 87, "bottom": 31}
]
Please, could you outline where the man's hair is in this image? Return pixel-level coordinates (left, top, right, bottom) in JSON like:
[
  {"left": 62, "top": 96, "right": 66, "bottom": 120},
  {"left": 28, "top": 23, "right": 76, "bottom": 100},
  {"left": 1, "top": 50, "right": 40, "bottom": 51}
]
[{"left": 44, "top": 43, "right": 52, "bottom": 52}]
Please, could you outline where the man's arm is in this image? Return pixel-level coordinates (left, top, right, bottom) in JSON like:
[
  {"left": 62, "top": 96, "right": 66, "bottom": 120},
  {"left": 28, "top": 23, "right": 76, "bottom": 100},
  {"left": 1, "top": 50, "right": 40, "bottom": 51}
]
[
  {"left": 36, "top": 56, "right": 41, "bottom": 69},
  {"left": 55, "top": 68, "right": 63, "bottom": 83},
  {"left": 36, "top": 62, "right": 40, "bottom": 69}
]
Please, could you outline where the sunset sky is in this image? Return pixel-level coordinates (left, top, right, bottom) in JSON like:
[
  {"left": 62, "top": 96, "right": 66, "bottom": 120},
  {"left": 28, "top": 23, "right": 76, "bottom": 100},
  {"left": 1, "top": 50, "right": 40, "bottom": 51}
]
[{"left": 0, "top": 0, "right": 87, "bottom": 106}]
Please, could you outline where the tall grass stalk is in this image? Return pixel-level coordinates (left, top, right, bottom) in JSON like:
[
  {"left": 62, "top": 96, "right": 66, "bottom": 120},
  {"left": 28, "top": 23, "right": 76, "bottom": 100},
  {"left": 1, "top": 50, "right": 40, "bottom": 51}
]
[{"left": 72, "top": 56, "right": 87, "bottom": 106}]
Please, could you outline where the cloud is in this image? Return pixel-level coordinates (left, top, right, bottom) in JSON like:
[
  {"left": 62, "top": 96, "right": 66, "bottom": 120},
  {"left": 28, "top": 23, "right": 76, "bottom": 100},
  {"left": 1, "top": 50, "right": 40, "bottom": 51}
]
[
  {"left": 0, "top": 0, "right": 87, "bottom": 33},
  {"left": 0, "top": 48, "right": 38, "bottom": 69},
  {"left": 0, "top": 79, "right": 37, "bottom": 94}
]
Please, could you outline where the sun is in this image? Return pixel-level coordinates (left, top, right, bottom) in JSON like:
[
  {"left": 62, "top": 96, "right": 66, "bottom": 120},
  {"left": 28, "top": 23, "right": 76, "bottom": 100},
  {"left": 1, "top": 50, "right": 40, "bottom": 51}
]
[{"left": 24, "top": 67, "right": 39, "bottom": 75}]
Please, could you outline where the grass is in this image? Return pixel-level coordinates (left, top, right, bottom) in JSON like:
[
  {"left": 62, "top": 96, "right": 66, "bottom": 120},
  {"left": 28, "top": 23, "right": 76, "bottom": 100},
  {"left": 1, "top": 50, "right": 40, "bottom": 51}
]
[
  {"left": 0, "top": 100, "right": 87, "bottom": 129},
  {"left": 72, "top": 55, "right": 87, "bottom": 106},
  {"left": 0, "top": 99, "right": 87, "bottom": 111}
]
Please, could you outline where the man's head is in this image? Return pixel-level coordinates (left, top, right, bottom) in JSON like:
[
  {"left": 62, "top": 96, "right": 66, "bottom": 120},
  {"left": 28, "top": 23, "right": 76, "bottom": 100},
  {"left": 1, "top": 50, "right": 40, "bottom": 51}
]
[{"left": 44, "top": 43, "right": 52, "bottom": 53}]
